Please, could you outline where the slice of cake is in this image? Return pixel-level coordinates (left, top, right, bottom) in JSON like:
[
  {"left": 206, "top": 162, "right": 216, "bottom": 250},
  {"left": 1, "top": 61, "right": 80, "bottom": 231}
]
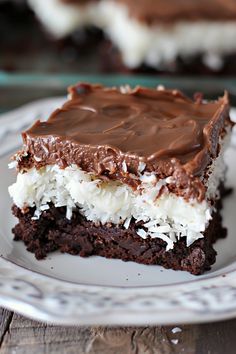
[
  {"left": 9, "top": 83, "right": 233, "bottom": 274},
  {"left": 28, "top": 0, "right": 236, "bottom": 74}
]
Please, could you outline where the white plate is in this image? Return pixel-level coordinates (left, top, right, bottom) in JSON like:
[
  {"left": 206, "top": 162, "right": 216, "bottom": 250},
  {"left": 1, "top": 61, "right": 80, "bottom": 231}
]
[{"left": 0, "top": 98, "right": 236, "bottom": 325}]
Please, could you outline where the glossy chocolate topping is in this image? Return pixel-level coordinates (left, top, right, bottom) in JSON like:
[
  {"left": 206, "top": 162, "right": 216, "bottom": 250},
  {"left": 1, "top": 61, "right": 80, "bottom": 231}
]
[
  {"left": 18, "top": 83, "right": 230, "bottom": 201},
  {"left": 60, "top": 0, "right": 236, "bottom": 22}
]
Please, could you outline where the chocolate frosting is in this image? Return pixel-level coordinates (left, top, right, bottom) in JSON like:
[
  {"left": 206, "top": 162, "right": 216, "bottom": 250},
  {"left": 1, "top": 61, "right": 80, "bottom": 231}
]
[
  {"left": 61, "top": 0, "right": 236, "bottom": 22},
  {"left": 18, "top": 83, "right": 230, "bottom": 201}
]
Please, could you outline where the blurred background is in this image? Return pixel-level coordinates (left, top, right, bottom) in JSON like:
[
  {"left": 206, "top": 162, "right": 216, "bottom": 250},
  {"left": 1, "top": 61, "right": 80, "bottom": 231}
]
[
  {"left": 2, "top": 0, "right": 236, "bottom": 76},
  {"left": 2, "top": 0, "right": 236, "bottom": 112},
  {"left": 0, "top": 0, "right": 106, "bottom": 73}
]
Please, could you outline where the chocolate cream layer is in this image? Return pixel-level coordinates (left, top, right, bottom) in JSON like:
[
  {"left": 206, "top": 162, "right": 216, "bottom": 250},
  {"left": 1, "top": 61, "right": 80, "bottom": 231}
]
[{"left": 15, "top": 83, "right": 230, "bottom": 201}]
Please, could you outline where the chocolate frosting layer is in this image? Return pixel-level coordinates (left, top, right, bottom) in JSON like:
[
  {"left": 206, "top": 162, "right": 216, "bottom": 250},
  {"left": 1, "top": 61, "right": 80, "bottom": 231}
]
[
  {"left": 61, "top": 0, "right": 236, "bottom": 22},
  {"left": 18, "top": 83, "right": 230, "bottom": 201}
]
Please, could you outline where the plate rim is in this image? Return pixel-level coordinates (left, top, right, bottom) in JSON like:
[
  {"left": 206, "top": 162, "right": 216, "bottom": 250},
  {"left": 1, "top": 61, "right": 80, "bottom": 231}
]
[{"left": 0, "top": 95, "right": 236, "bottom": 325}]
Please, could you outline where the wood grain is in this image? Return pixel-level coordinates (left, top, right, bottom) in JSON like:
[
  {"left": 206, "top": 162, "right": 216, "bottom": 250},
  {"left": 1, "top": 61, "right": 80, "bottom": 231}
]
[{"left": 0, "top": 309, "right": 235, "bottom": 354}]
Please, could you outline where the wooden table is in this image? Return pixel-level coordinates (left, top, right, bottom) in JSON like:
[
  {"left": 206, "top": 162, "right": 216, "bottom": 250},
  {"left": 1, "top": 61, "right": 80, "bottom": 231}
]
[{"left": 0, "top": 309, "right": 235, "bottom": 354}]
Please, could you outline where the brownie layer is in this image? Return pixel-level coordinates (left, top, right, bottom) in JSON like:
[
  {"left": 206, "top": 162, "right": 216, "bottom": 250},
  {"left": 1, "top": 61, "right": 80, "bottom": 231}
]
[{"left": 12, "top": 194, "right": 226, "bottom": 275}]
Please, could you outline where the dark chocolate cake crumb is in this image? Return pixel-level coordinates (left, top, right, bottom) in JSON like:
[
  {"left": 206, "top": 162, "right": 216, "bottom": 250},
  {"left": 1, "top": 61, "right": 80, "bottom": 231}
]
[{"left": 12, "top": 195, "right": 226, "bottom": 275}]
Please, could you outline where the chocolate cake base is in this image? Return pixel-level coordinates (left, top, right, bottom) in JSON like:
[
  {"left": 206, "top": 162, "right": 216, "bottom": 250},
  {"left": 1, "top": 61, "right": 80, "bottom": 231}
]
[{"left": 12, "top": 196, "right": 226, "bottom": 275}]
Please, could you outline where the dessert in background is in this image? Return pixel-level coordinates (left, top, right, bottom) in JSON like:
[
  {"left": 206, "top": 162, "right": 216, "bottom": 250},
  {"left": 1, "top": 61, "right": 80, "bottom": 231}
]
[
  {"left": 0, "top": 0, "right": 103, "bottom": 73},
  {"left": 28, "top": 0, "right": 236, "bottom": 74},
  {"left": 9, "top": 83, "right": 233, "bottom": 274}
]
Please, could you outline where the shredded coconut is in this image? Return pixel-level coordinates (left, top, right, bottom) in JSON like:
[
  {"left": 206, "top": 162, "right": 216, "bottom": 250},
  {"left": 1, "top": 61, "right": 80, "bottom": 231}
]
[
  {"left": 29, "top": 0, "right": 236, "bottom": 69},
  {"left": 123, "top": 217, "right": 131, "bottom": 229},
  {"left": 137, "top": 229, "right": 147, "bottom": 239},
  {"left": 8, "top": 164, "right": 215, "bottom": 250},
  {"left": 122, "top": 161, "right": 127, "bottom": 173},
  {"left": 34, "top": 155, "right": 42, "bottom": 162},
  {"left": 138, "top": 161, "right": 146, "bottom": 173}
]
